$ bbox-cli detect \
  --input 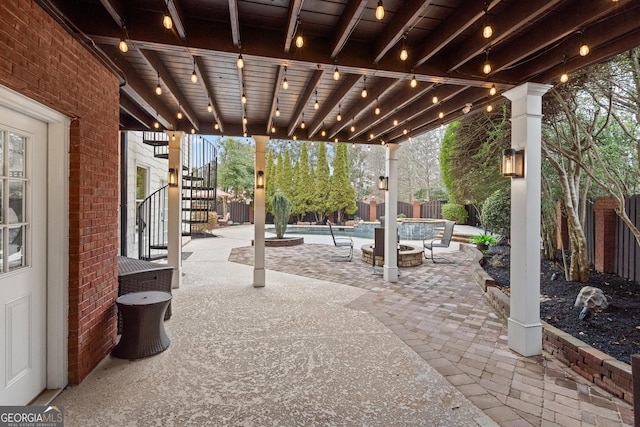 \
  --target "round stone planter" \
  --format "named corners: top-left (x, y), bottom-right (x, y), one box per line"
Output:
top-left (360, 244), bottom-right (423, 267)
top-left (252, 237), bottom-right (304, 247)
